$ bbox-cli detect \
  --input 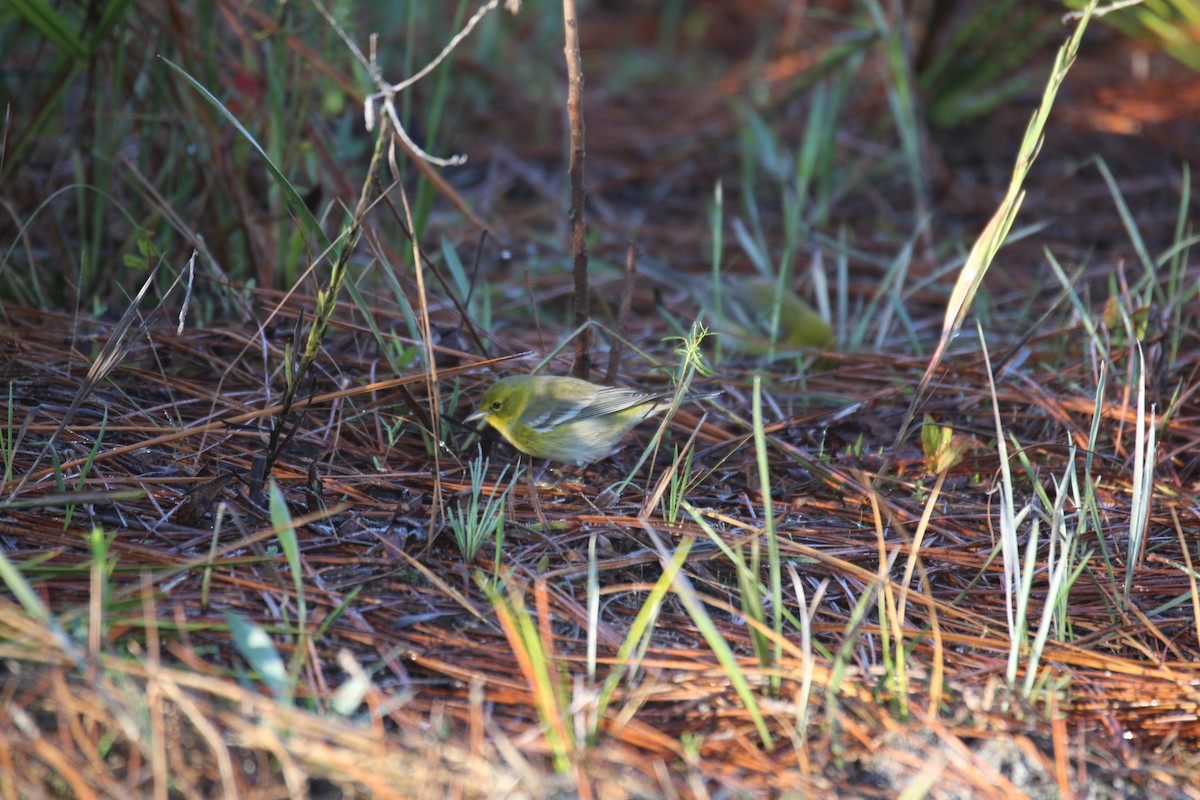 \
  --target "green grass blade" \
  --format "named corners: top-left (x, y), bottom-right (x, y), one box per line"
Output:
top-left (9, 0), bottom-right (88, 59)
top-left (159, 56), bottom-right (331, 252)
